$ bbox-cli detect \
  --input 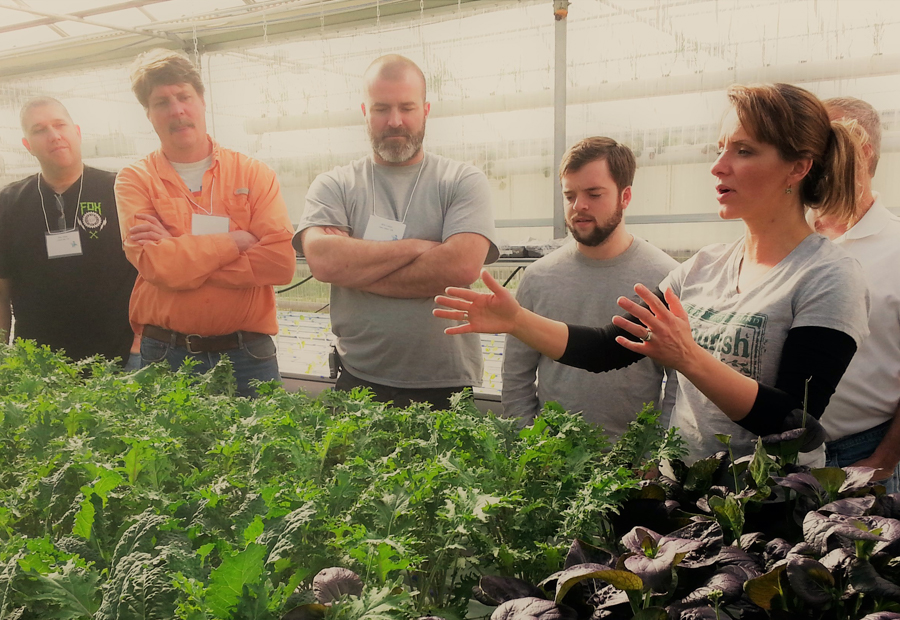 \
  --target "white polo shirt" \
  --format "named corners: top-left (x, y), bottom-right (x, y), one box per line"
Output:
top-left (821, 194), bottom-right (900, 440)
